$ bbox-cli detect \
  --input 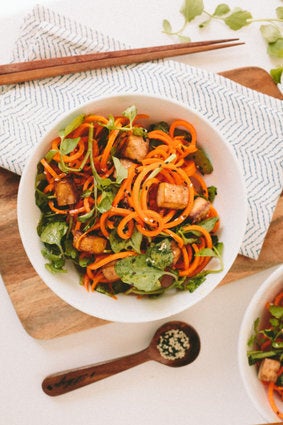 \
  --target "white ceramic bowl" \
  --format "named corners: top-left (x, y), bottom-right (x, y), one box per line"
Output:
top-left (238, 264), bottom-right (283, 422)
top-left (17, 93), bottom-right (247, 323)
